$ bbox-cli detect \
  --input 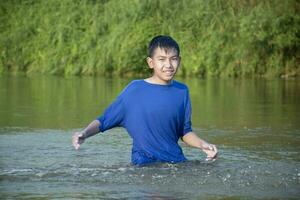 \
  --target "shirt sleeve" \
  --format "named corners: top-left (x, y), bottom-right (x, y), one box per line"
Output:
top-left (96, 95), bottom-right (125, 132)
top-left (183, 89), bottom-right (193, 136)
